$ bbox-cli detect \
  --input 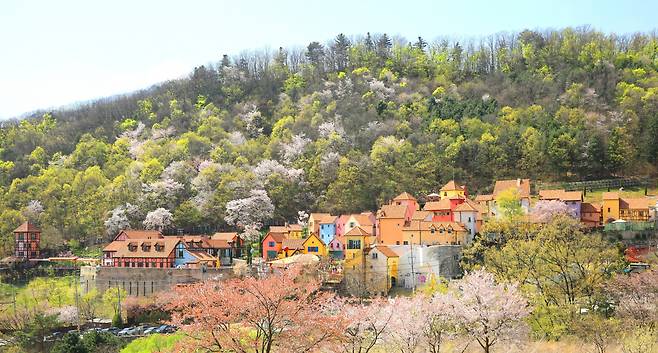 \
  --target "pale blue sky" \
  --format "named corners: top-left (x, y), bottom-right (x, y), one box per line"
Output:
top-left (1, 0), bottom-right (656, 119)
